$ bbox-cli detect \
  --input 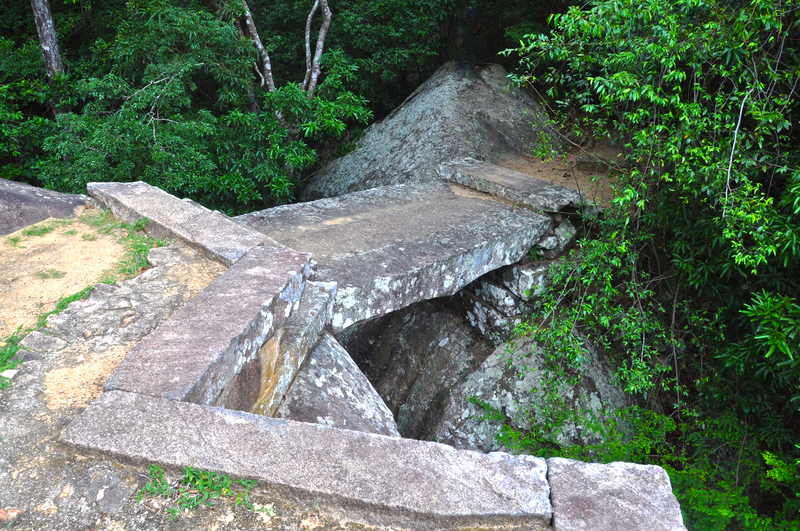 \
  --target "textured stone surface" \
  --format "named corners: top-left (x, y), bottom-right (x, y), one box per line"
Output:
top-left (61, 390), bottom-right (552, 531)
top-left (0, 178), bottom-right (88, 235)
top-left (548, 457), bottom-right (687, 531)
top-left (105, 246), bottom-right (311, 406)
top-left (302, 64), bottom-right (558, 200)
top-left (471, 278), bottom-right (526, 317)
top-left (451, 289), bottom-right (523, 341)
top-left (337, 299), bottom-right (492, 440)
top-left (536, 218), bottom-right (576, 259)
top-left (432, 337), bottom-right (629, 452)
top-left (439, 158), bottom-right (590, 212)
top-left (238, 182), bottom-right (552, 331)
top-left (251, 281), bottom-right (337, 416)
top-left (276, 332), bottom-right (400, 437)
top-left (500, 259), bottom-right (559, 301)
top-left (87, 181), bottom-right (274, 265)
